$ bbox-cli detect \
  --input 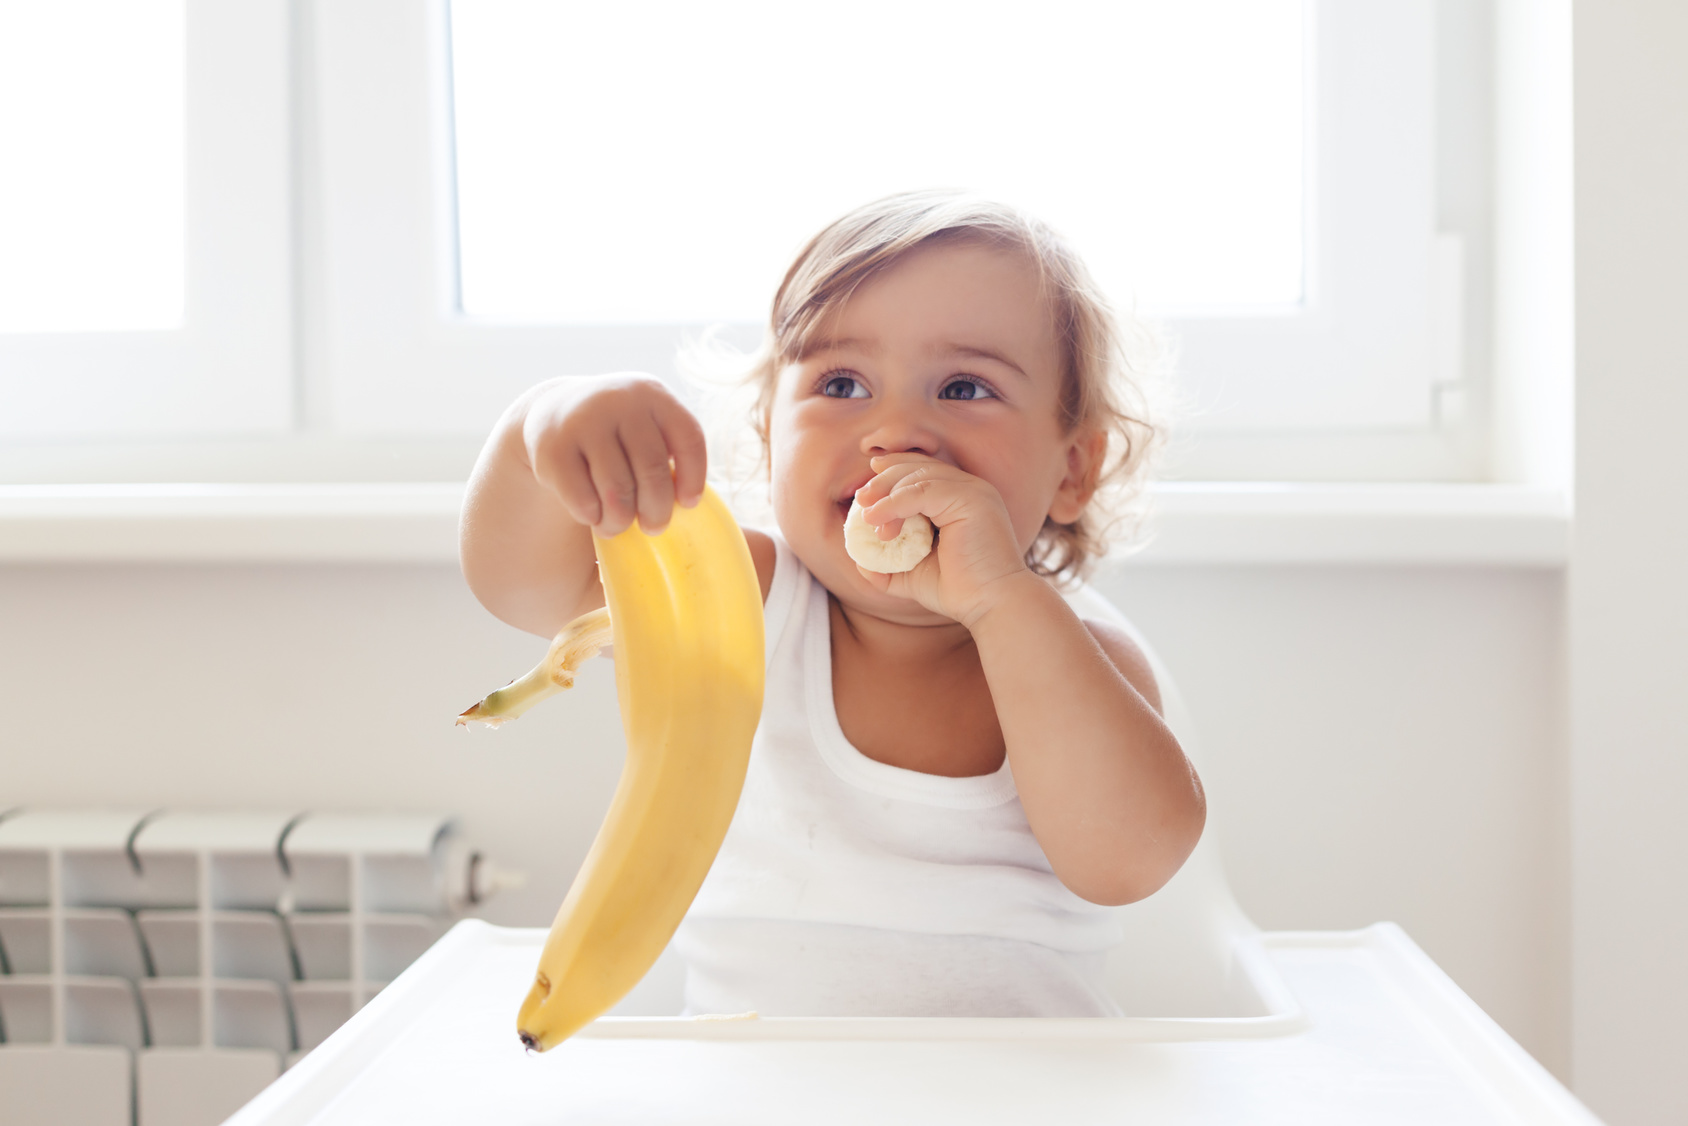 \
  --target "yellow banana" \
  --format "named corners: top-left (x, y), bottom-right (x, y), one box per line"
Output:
top-left (457, 485), bottom-right (765, 1051)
